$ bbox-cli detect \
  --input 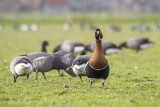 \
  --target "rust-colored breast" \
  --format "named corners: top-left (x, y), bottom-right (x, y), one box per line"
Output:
top-left (89, 40), bottom-right (108, 69)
